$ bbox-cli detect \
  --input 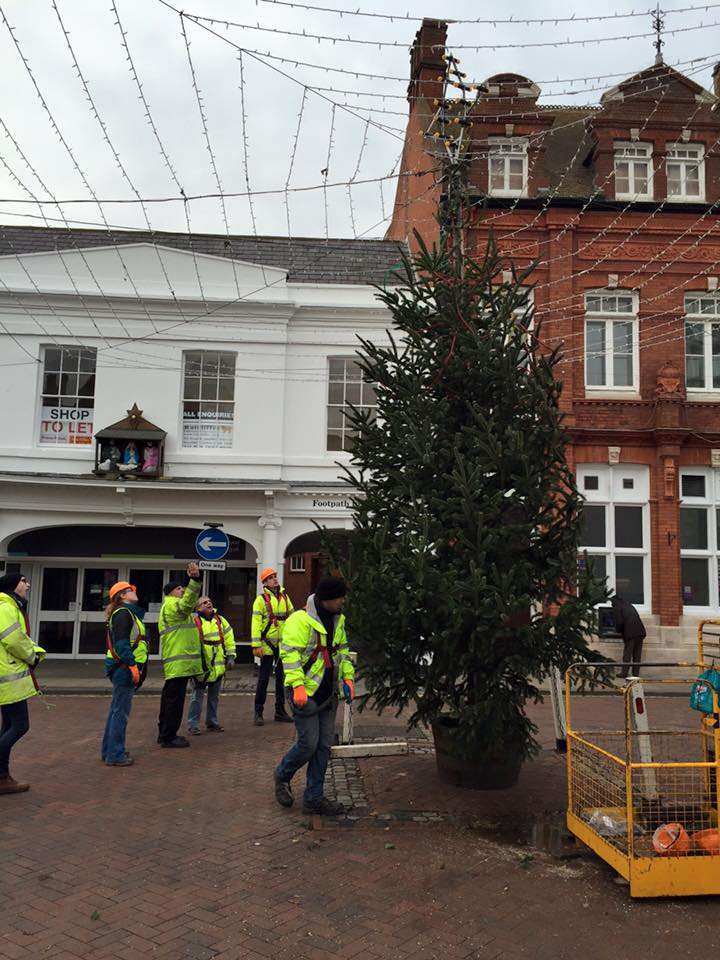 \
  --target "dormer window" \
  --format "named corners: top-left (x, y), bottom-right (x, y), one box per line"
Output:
top-left (614, 142), bottom-right (653, 200)
top-left (667, 144), bottom-right (705, 202)
top-left (488, 138), bottom-right (528, 197)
